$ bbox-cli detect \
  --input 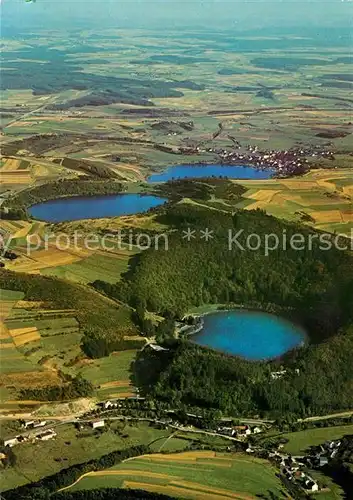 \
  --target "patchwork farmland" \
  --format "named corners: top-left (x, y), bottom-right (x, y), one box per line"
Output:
top-left (237, 167), bottom-right (353, 236)
top-left (67, 451), bottom-right (286, 499)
